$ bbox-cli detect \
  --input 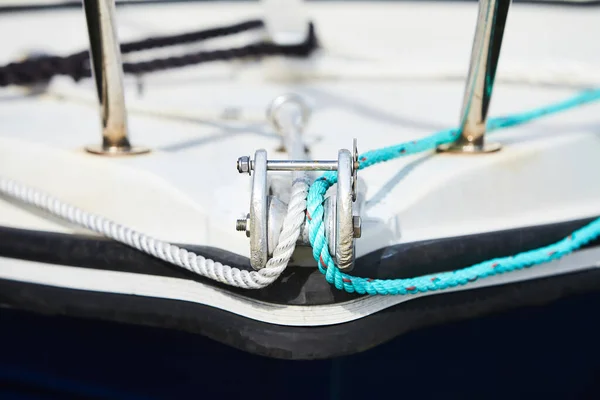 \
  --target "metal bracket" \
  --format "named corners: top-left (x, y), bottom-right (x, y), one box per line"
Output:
top-left (236, 143), bottom-right (361, 271)
top-left (249, 149), bottom-right (269, 269)
top-left (236, 93), bottom-right (361, 271)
